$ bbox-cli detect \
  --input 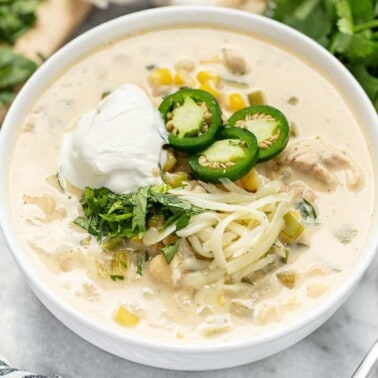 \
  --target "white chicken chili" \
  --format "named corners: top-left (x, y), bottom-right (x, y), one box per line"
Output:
top-left (9, 27), bottom-right (374, 343)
